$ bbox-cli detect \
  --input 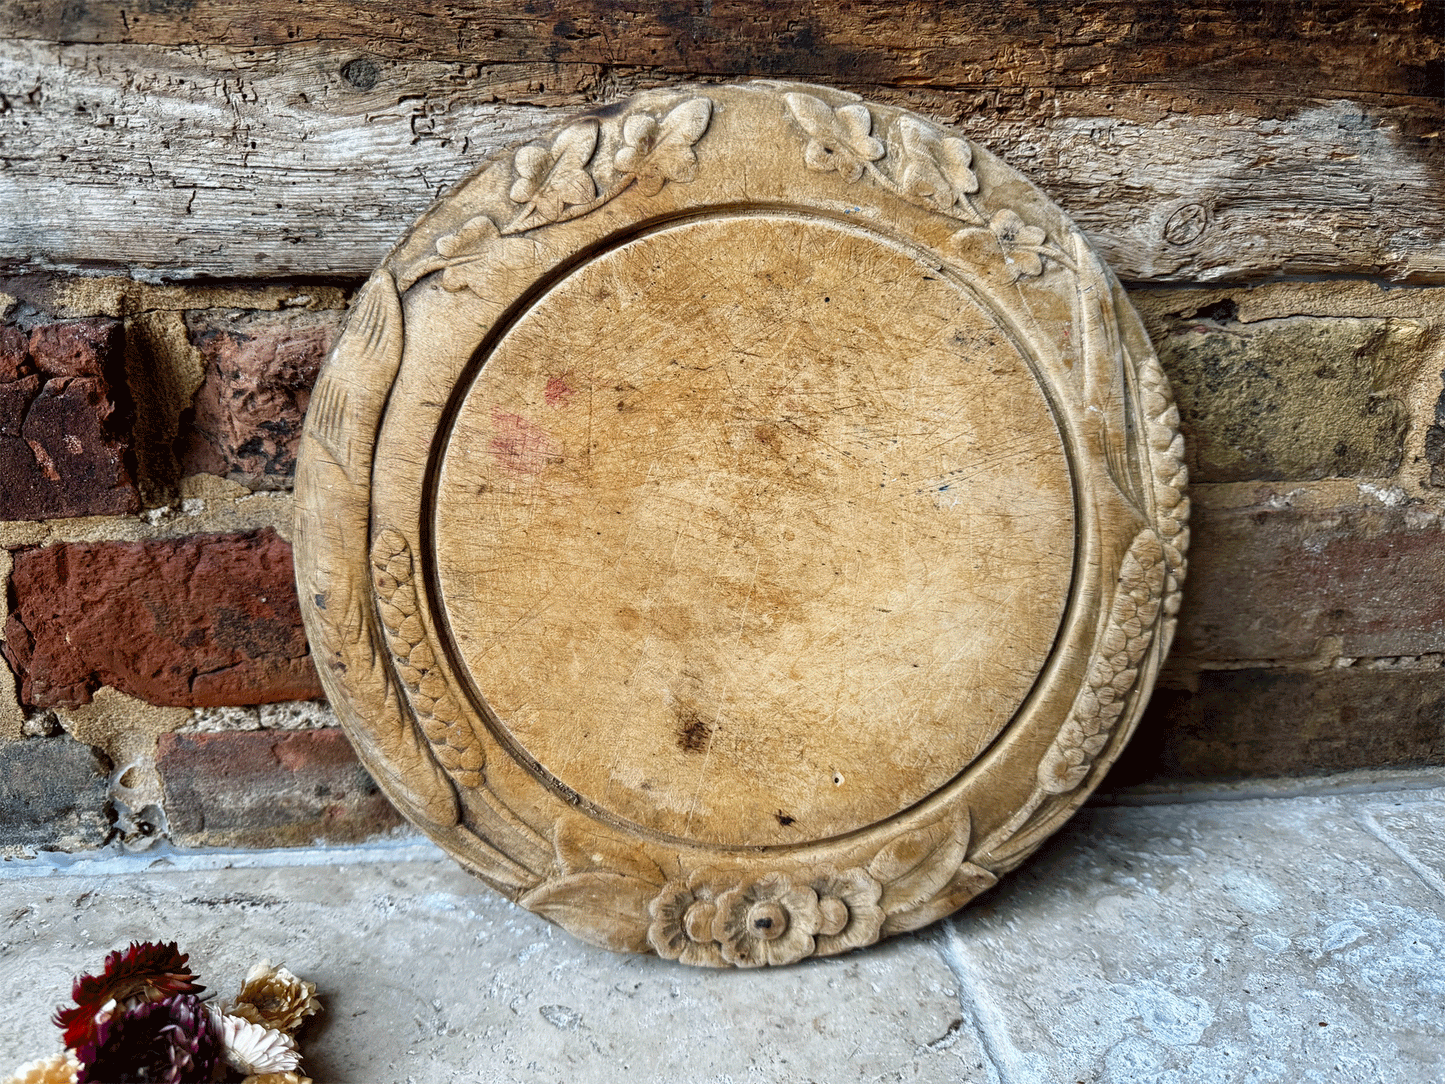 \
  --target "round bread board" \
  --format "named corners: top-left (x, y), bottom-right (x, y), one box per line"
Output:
top-left (295, 82), bottom-right (1188, 968)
